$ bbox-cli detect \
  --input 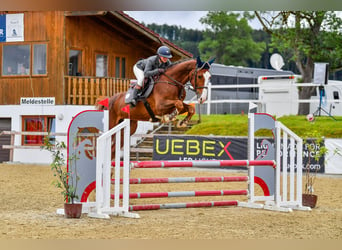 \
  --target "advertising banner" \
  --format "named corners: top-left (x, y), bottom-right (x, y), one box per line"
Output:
top-left (6, 14), bottom-right (24, 42)
top-left (0, 13), bottom-right (24, 42)
top-left (153, 135), bottom-right (247, 161)
top-left (302, 138), bottom-right (325, 173)
top-left (153, 135), bottom-right (325, 173)
top-left (325, 139), bottom-right (342, 174)
top-left (0, 15), bottom-right (5, 42)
